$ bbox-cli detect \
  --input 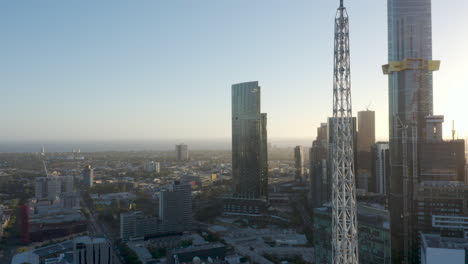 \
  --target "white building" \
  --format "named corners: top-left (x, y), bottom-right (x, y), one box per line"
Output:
top-left (73, 236), bottom-right (112, 264)
top-left (144, 161), bottom-right (160, 173)
top-left (420, 233), bottom-right (468, 264)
